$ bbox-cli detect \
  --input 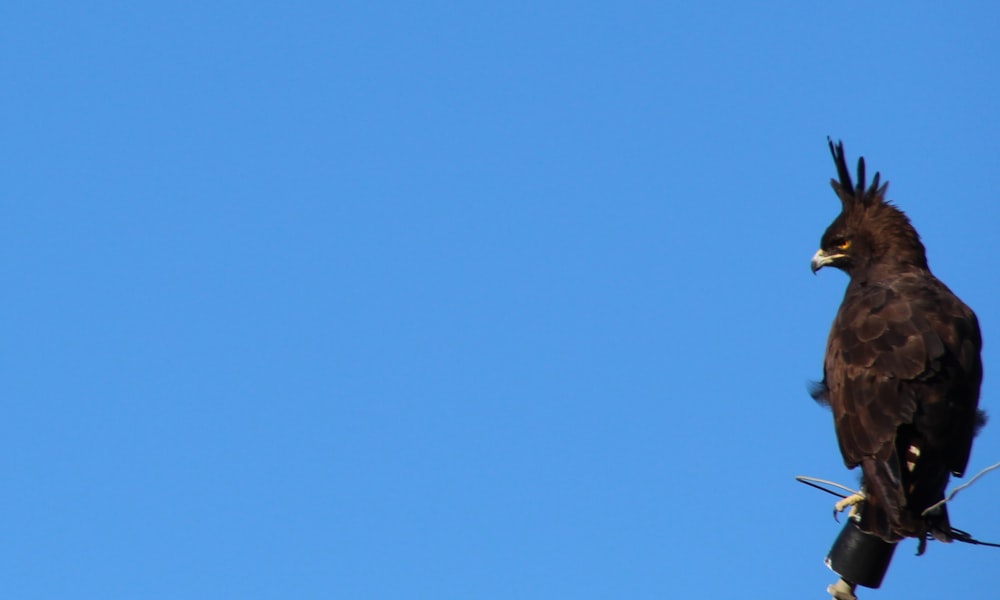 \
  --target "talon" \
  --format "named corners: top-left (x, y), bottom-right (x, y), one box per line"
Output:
top-left (833, 493), bottom-right (865, 521)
